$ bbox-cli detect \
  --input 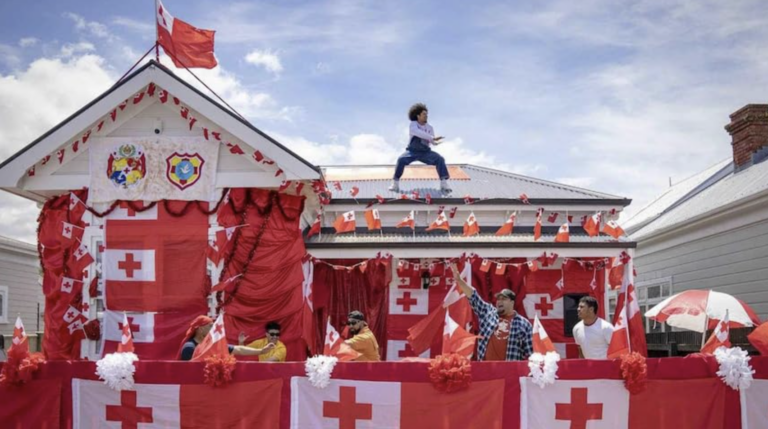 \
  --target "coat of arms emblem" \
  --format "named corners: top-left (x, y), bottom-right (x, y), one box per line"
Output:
top-left (166, 152), bottom-right (205, 190)
top-left (106, 144), bottom-right (146, 189)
